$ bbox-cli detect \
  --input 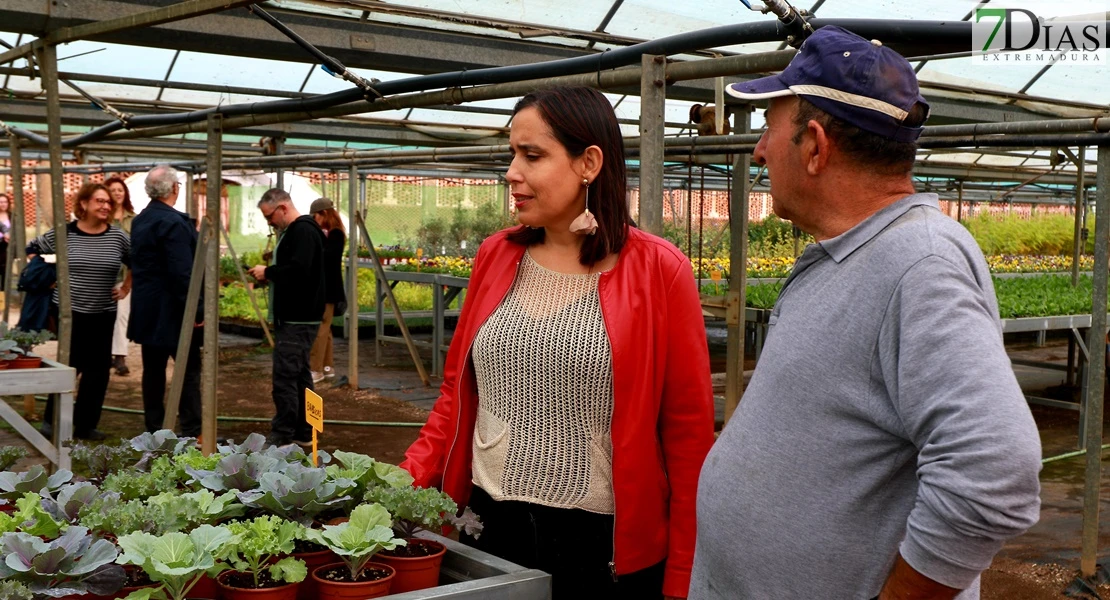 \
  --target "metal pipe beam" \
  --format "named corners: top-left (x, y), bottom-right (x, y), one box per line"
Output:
top-left (0, 66), bottom-right (312, 99)
top-left (638, 54), bottom-right (666, 235)
top-left (0, 0), bottom-right (259, 66)
top-left (200, 114), bottom-right (221, 455)
top-left (1080, 145), bottom-right (1110, 577)
top-left (91, 50), bottom-right (798, 144)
